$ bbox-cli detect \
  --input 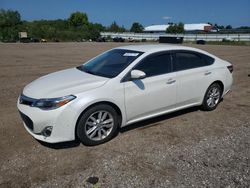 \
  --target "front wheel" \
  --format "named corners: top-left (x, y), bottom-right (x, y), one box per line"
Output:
top-left (201, 83), bottom-right (222, 111)
top-left (76, 104), bottom-right (119, 146)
